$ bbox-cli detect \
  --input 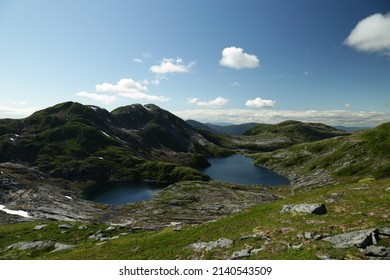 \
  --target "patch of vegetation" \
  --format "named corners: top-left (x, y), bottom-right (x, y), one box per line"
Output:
top-left (1, 178), bottom-right (389, 259)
